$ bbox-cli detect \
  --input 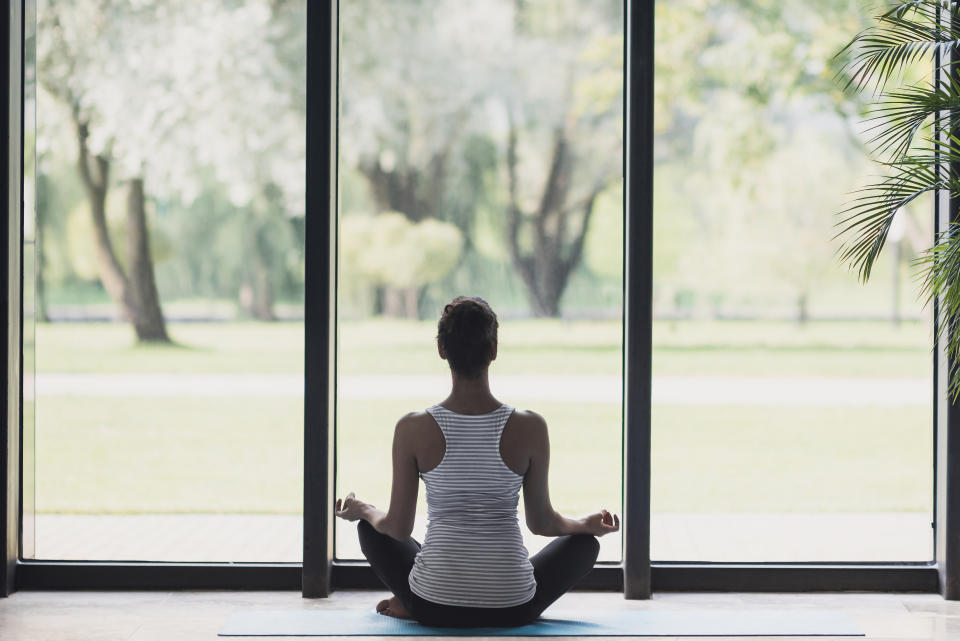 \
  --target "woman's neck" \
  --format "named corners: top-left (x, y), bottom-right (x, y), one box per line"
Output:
top-left (441, 370), bottom-right (501, 414)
